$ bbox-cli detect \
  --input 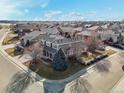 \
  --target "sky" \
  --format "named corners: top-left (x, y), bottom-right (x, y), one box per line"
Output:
top-left (0, 0), bottom-right (124, 21)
